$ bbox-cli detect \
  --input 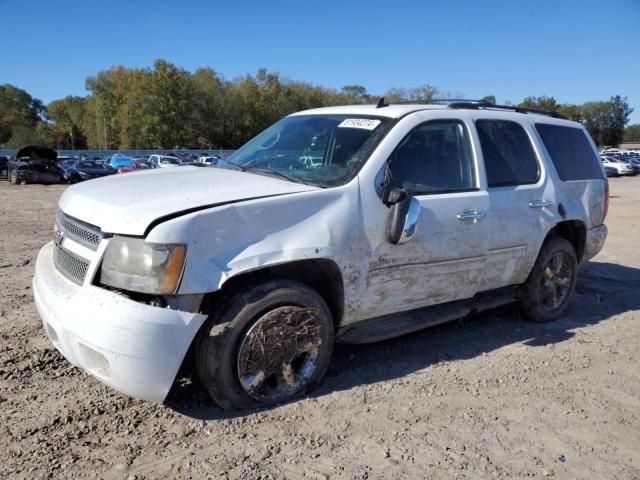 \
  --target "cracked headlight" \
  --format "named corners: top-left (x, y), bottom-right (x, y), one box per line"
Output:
top-left (100, 236), bottom-right (186, 294)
